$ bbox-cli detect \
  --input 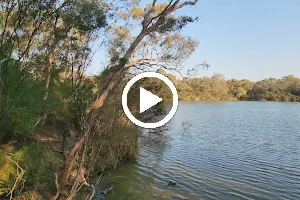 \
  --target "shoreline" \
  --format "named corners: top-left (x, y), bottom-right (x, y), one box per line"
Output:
top-left (178, 99), bottom-right (300, 103)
